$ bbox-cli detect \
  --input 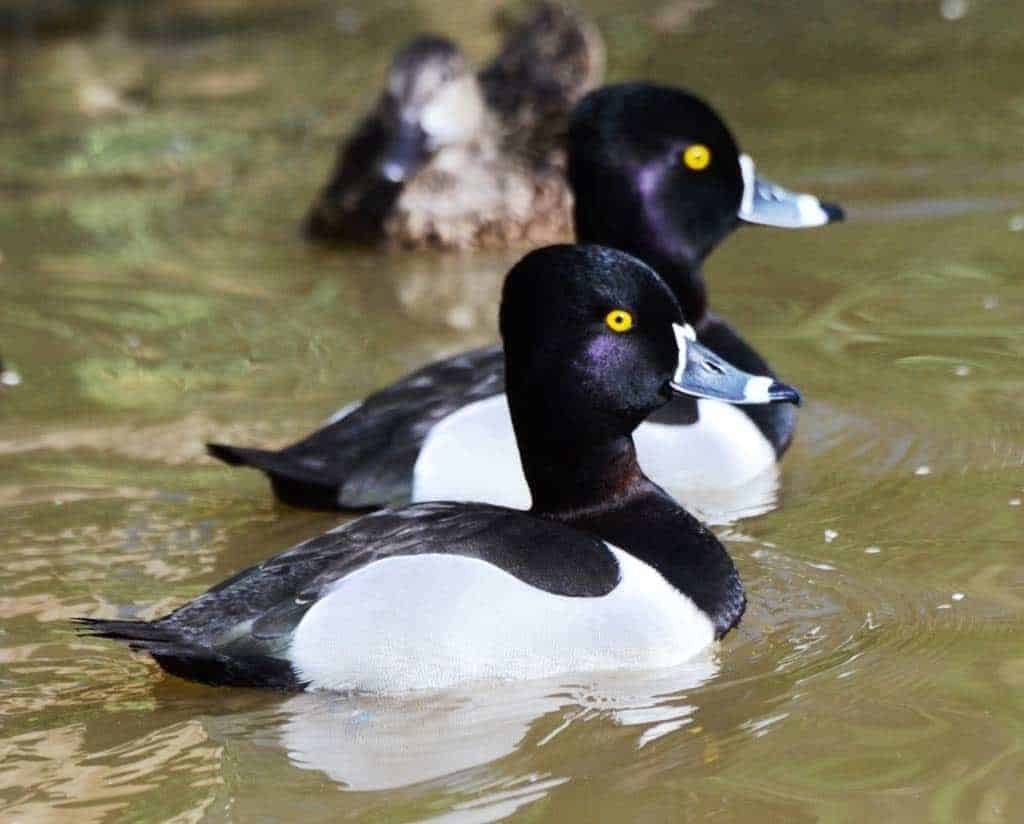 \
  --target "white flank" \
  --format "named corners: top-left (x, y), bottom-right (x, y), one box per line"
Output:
top-left (413, 394), bottom-right (531, 508)
top-left (412, 393), bottom-right (776, 509)
top-left (288, 547), bottom-right (715, 693)
top-left (634, 399), bottom-right (776, 491)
